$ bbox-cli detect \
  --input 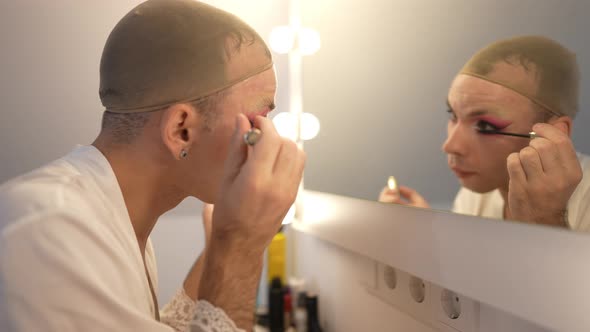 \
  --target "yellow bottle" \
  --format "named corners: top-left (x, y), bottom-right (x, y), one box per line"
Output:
top-left (267, 228), bottom-right (286, 284)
